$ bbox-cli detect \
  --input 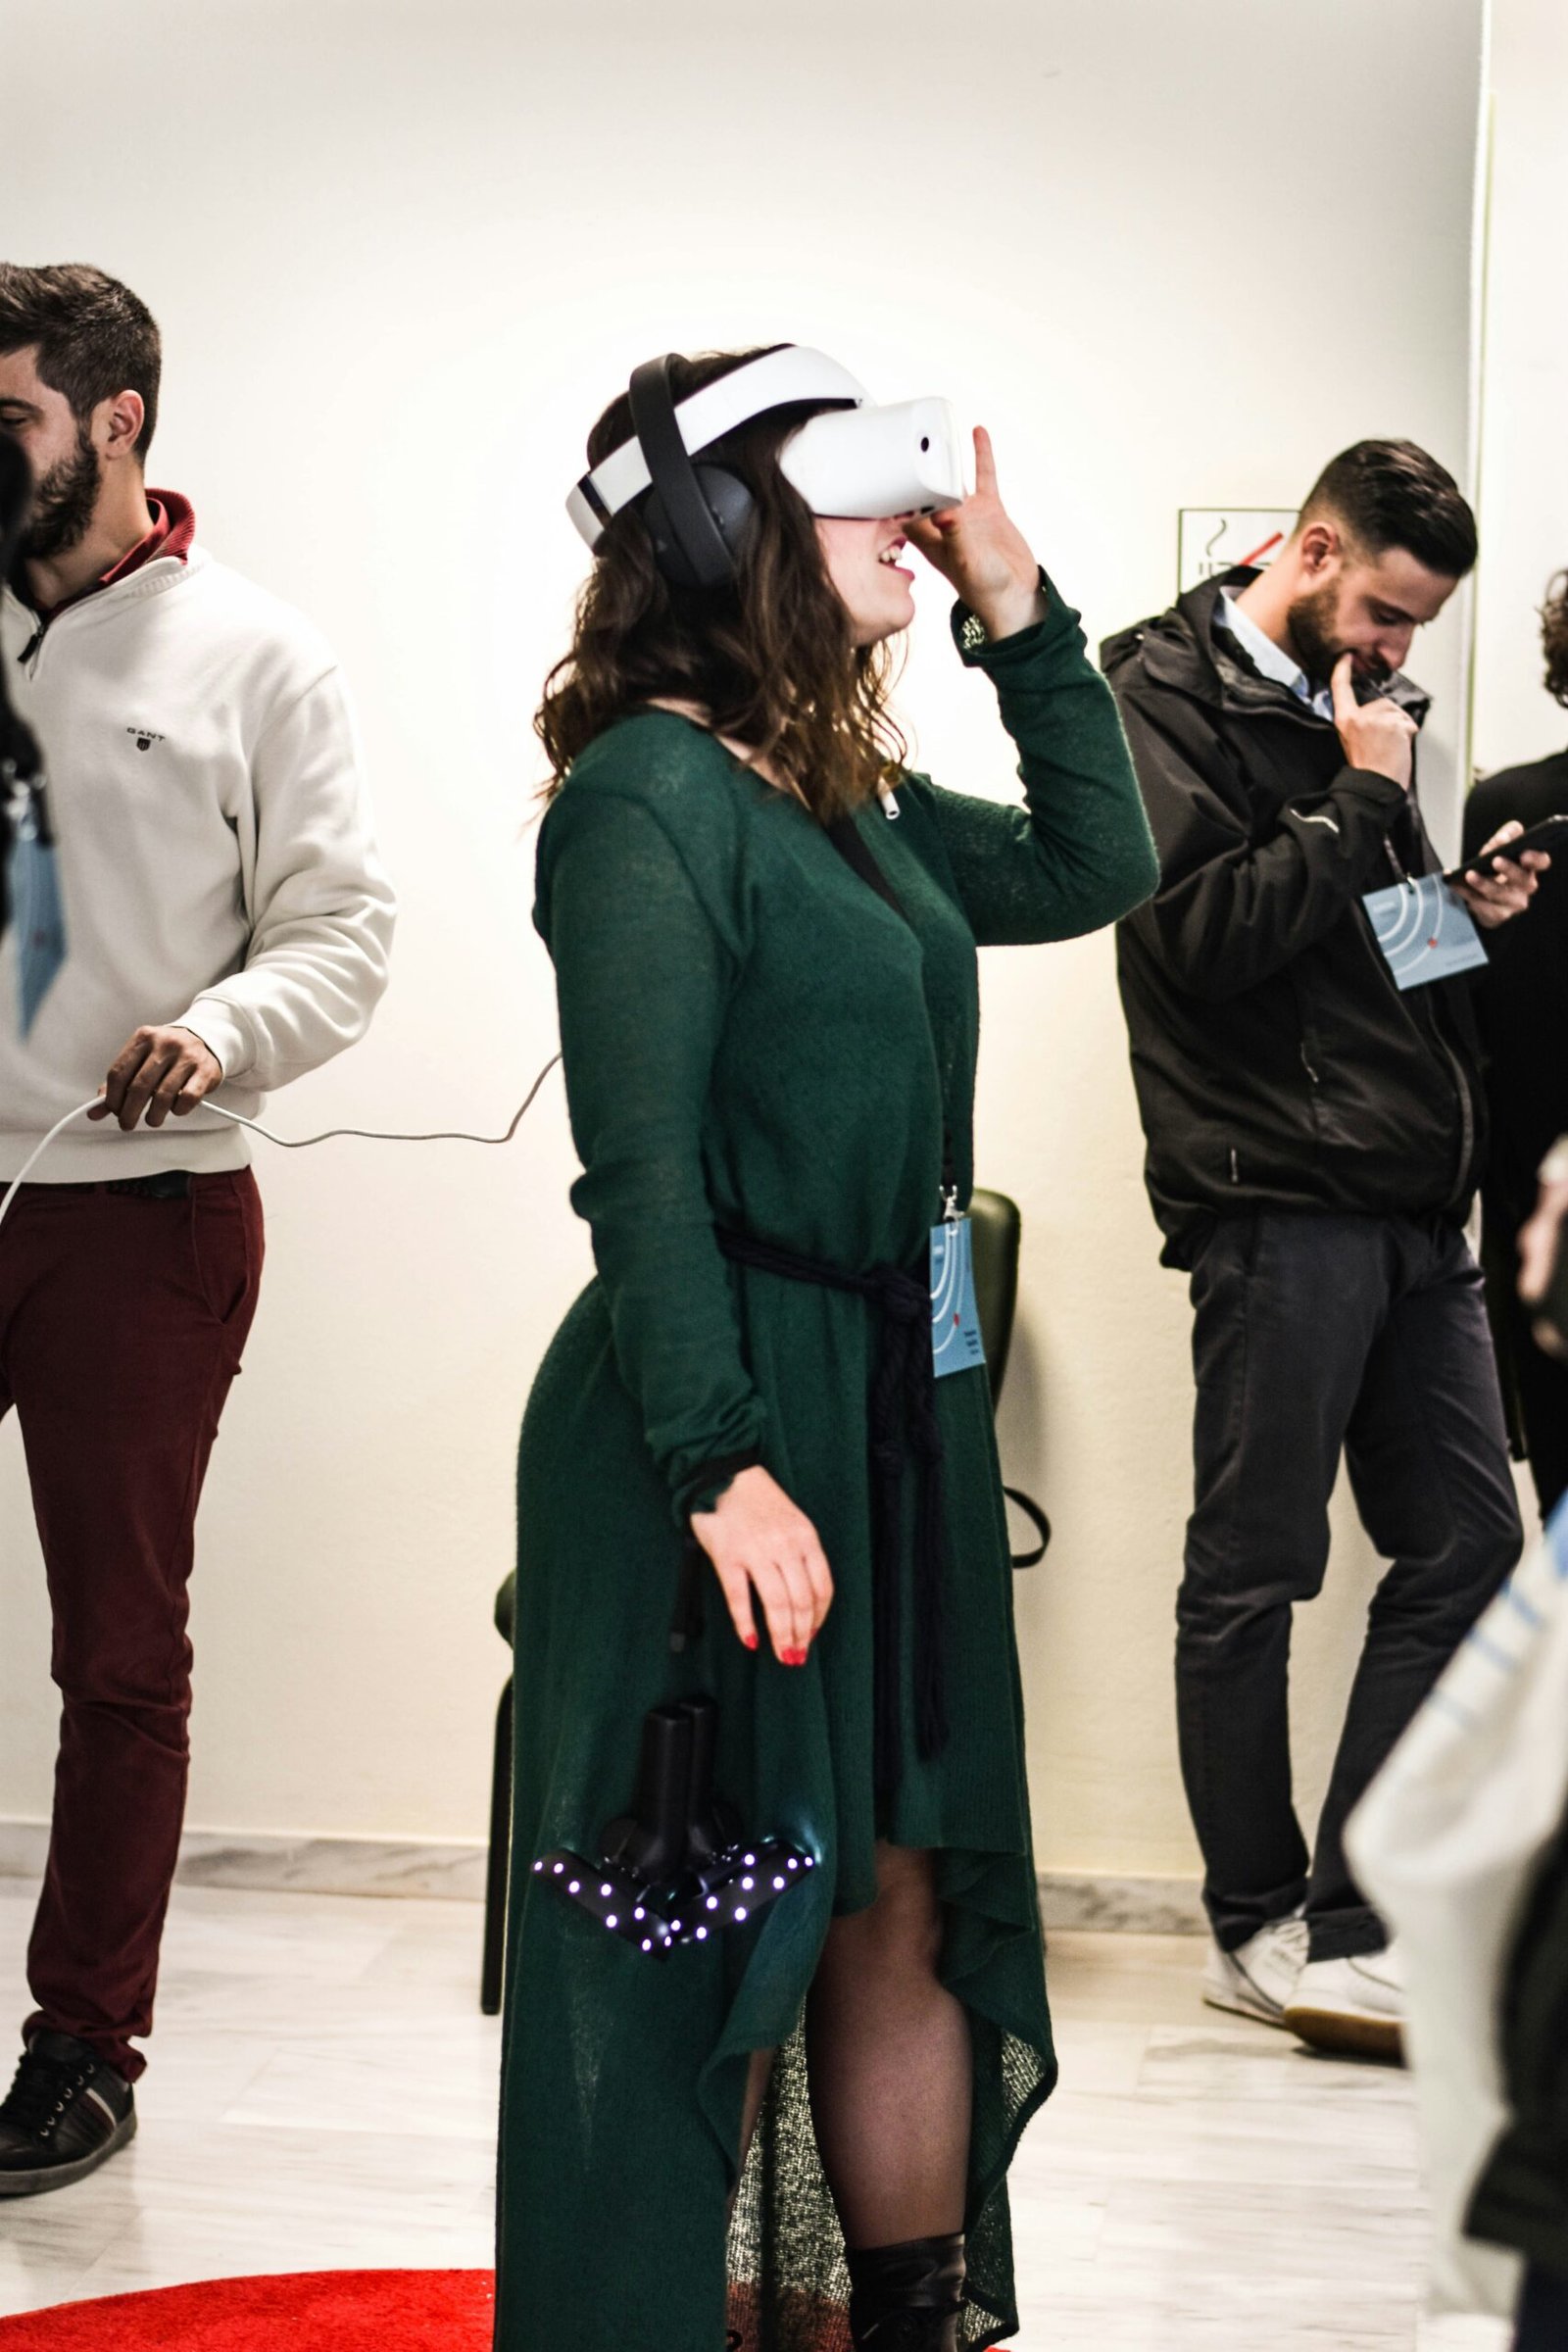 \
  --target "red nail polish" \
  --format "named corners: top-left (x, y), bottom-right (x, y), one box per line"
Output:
top-left (743, 1632), bottom-right (759, 1651)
